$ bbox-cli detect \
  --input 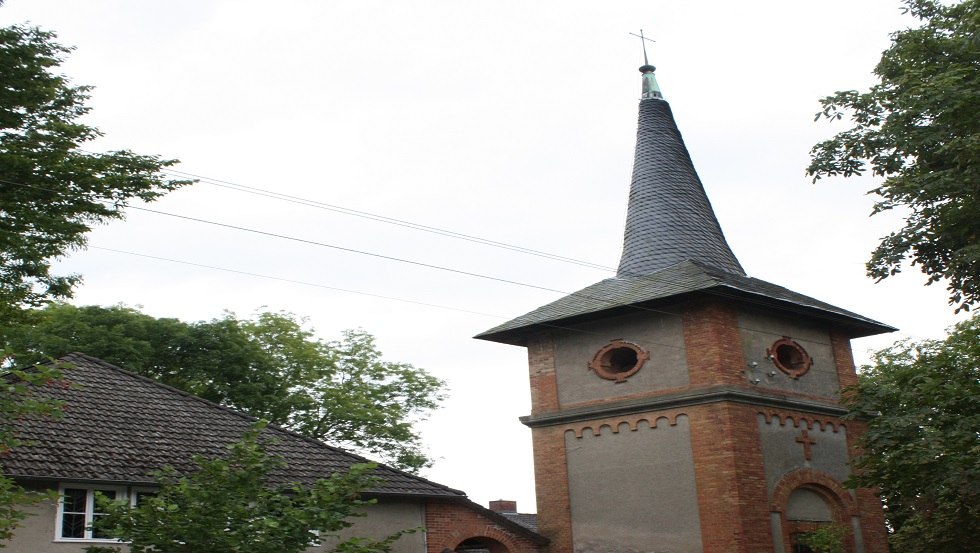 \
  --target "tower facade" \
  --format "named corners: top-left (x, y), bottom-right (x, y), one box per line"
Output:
top-left (477, 65), bottom-right (891, 553)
